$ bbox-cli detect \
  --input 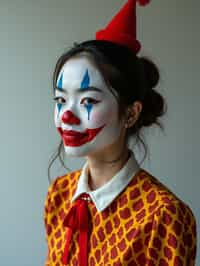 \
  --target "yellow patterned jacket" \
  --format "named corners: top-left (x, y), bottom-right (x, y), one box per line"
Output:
top-left (44, 151), bottom-right (196, 266)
